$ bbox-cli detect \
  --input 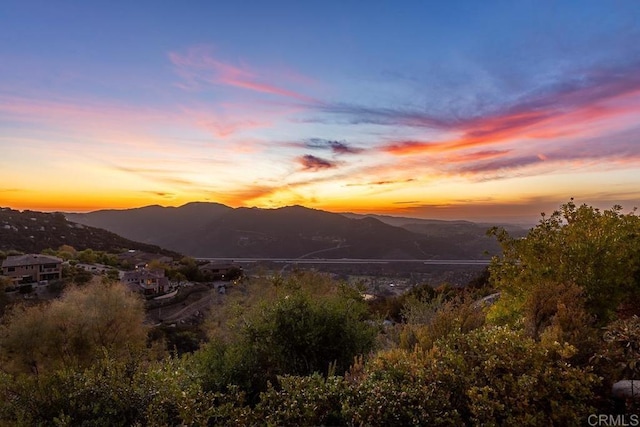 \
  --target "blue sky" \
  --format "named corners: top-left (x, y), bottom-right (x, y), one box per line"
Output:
top-left (1, 1), bottom-right (639, 222)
